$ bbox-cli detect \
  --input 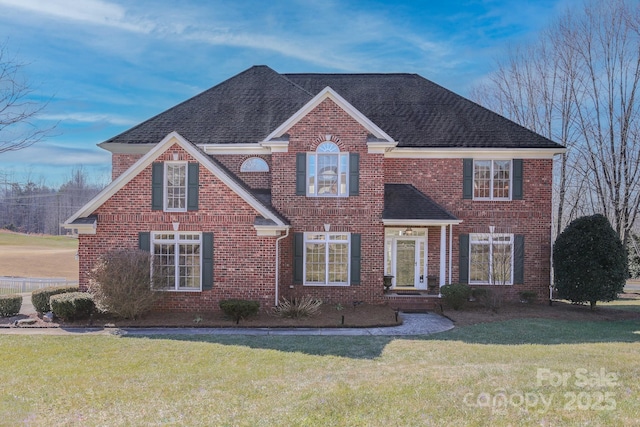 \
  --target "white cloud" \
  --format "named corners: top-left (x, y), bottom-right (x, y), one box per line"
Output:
top-left (0, 0), bottom-right (155, 33)
top-left (39, 113), bottom-right (137, 126)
